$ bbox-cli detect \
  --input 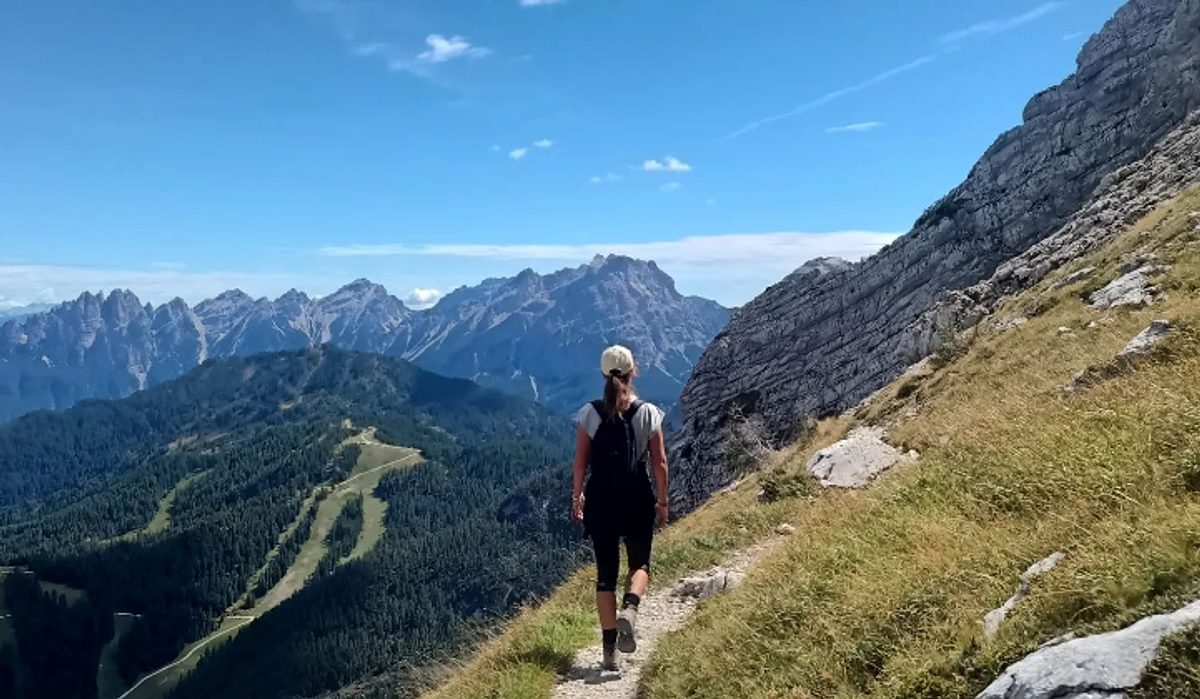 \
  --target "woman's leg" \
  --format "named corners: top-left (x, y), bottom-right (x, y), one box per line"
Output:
top-left (592, 532), bottom-right (620, 630)
top-left (624, 532), bottom-right (653, 600)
